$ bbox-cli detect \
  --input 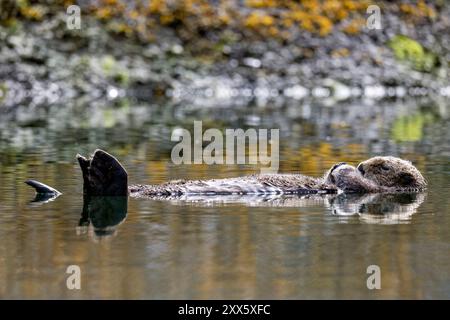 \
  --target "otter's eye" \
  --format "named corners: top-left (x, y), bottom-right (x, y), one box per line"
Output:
top-left (381, 164), bottom-right (390, 171)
